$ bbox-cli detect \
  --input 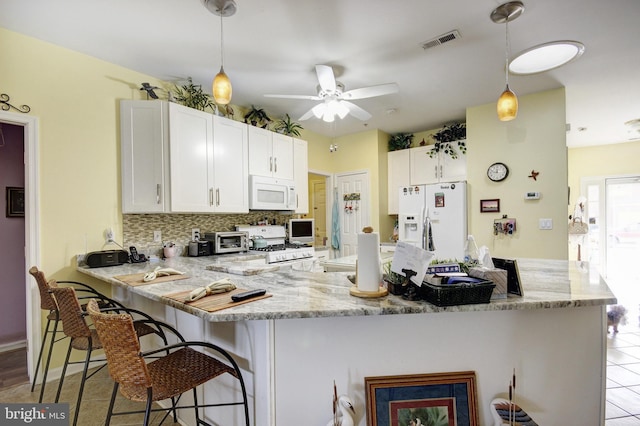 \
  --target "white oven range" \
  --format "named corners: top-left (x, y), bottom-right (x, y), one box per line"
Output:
top-left (235, 225), bottom-right (315, 264)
